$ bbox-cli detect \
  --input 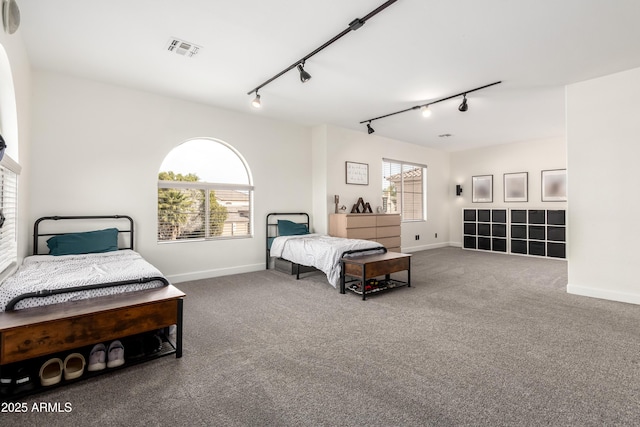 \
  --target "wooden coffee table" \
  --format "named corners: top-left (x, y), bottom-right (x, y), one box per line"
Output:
top-left (340, 252), bottom-right (411, 300)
